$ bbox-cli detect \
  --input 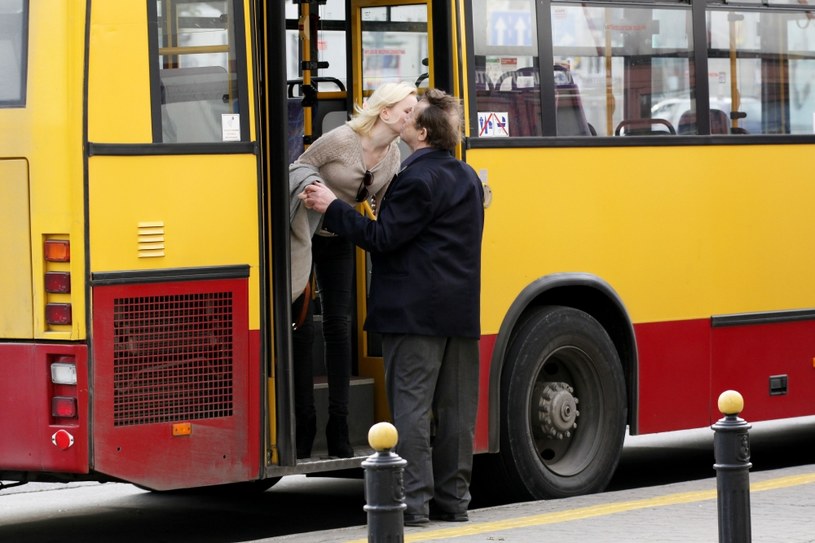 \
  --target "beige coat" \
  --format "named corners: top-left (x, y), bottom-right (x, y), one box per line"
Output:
top-left (288, 124), bottom-right (401, 299)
